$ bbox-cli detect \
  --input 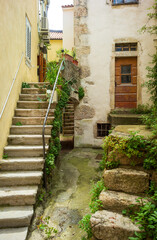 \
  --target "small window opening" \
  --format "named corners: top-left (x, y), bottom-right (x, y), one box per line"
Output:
top-left (113, 0), bottom-right (138, 5)
top-left (97, 123), bottom-right (111, 137)
top-left (121, 65), bottom-right (131, 83)
top-left (115, 43), bottom-right (137, 52)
